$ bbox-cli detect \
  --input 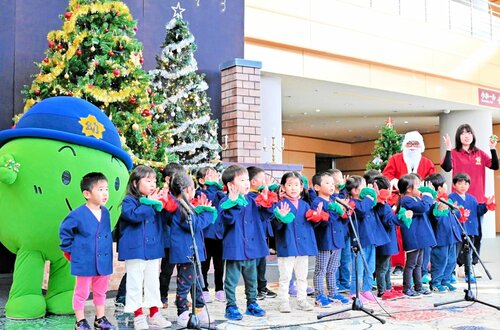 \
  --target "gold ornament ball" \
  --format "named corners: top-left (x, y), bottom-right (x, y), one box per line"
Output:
top-left (64, 73), bottom-right (70, 79)
top-left (169, 138), bottom-right (174, 144)
top-left (90, 46), bottom-right (96, 52)
top-left (132, 123), bottom-right (140, 130)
